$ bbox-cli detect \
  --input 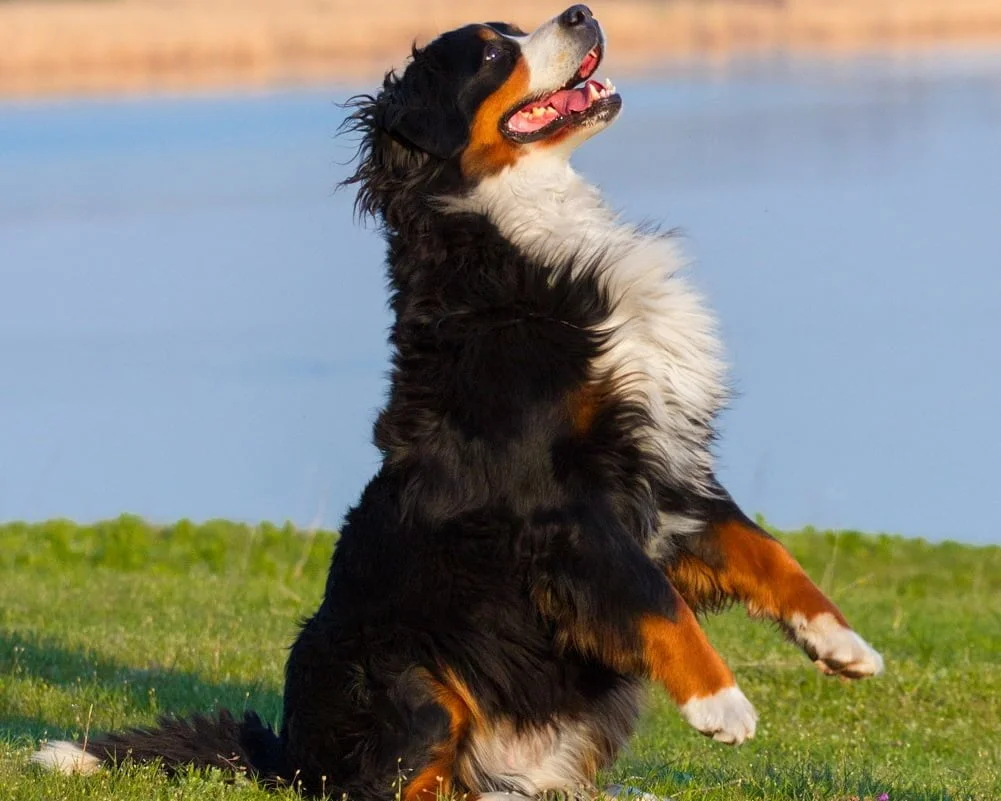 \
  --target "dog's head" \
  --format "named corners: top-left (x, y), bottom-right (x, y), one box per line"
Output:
top-left (344, 5), bottom-right (620, 223)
